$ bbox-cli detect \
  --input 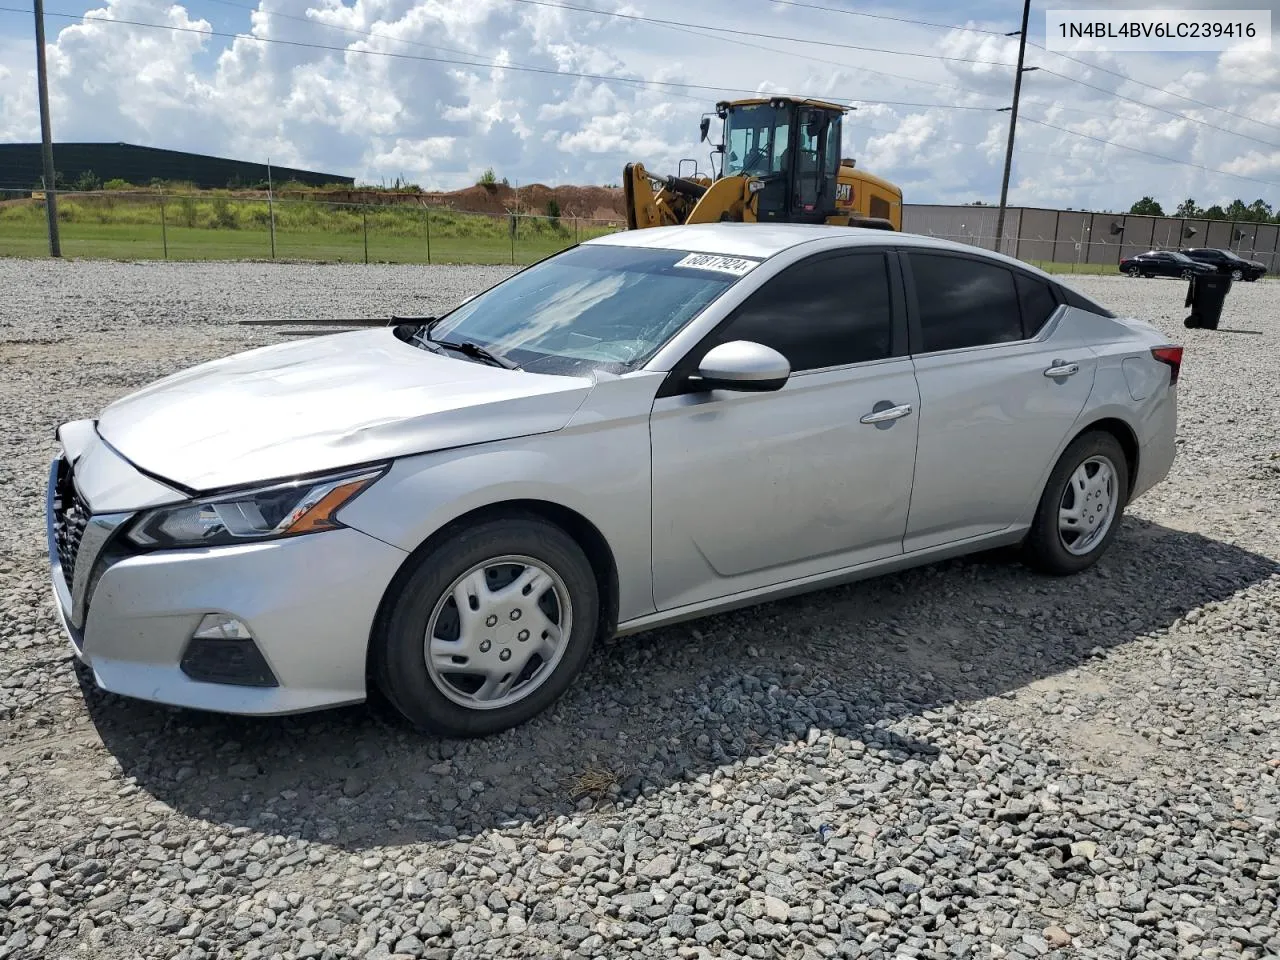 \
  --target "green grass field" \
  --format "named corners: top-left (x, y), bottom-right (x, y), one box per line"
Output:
top-left (0, 194), bottom-right (1142, 273)
top-left (0, 195), bottom-right (620, 265)
top-left (1027, 260), bottom-right (1117, 276)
